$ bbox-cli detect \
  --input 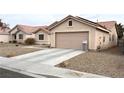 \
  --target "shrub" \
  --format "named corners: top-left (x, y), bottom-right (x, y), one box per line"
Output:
top-left (9, 41), bottom-right (12, 43)
top-left (15, 44), bottom-right (19, 47)
top-left (6, 54), bottom-right (14, 57)
top-left (18, 42), bottom-right (22, 44)
top-left (0, 41), bottom-right (3, 43)
top-left (12, 40), bottom-right (17, 43)
top-left (58, 62), bottom-right (69, 67)
top-left (97, 45), bottom-right (101, 52)
top-left (6, 53), bottom-right (15, 57)
top-left (25, 38), bottom-right (35, 45)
